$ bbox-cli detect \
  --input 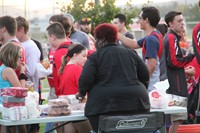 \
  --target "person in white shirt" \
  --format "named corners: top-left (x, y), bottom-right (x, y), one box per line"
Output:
top-left (16, 16), bottom-right (41, 92)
